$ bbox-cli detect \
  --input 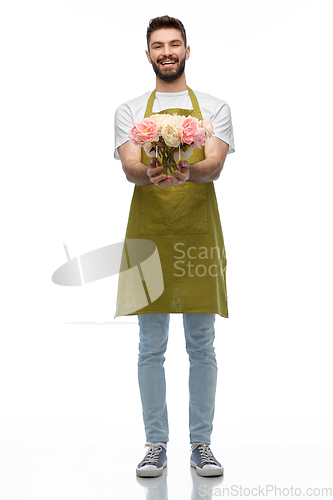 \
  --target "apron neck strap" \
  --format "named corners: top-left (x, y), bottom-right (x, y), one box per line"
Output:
top-left (144, 86), bottom-right (202, 120)
top-left (187, 87), bottom-right (202, 120)
top-left (144, 90), bottom-right (156, 118)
